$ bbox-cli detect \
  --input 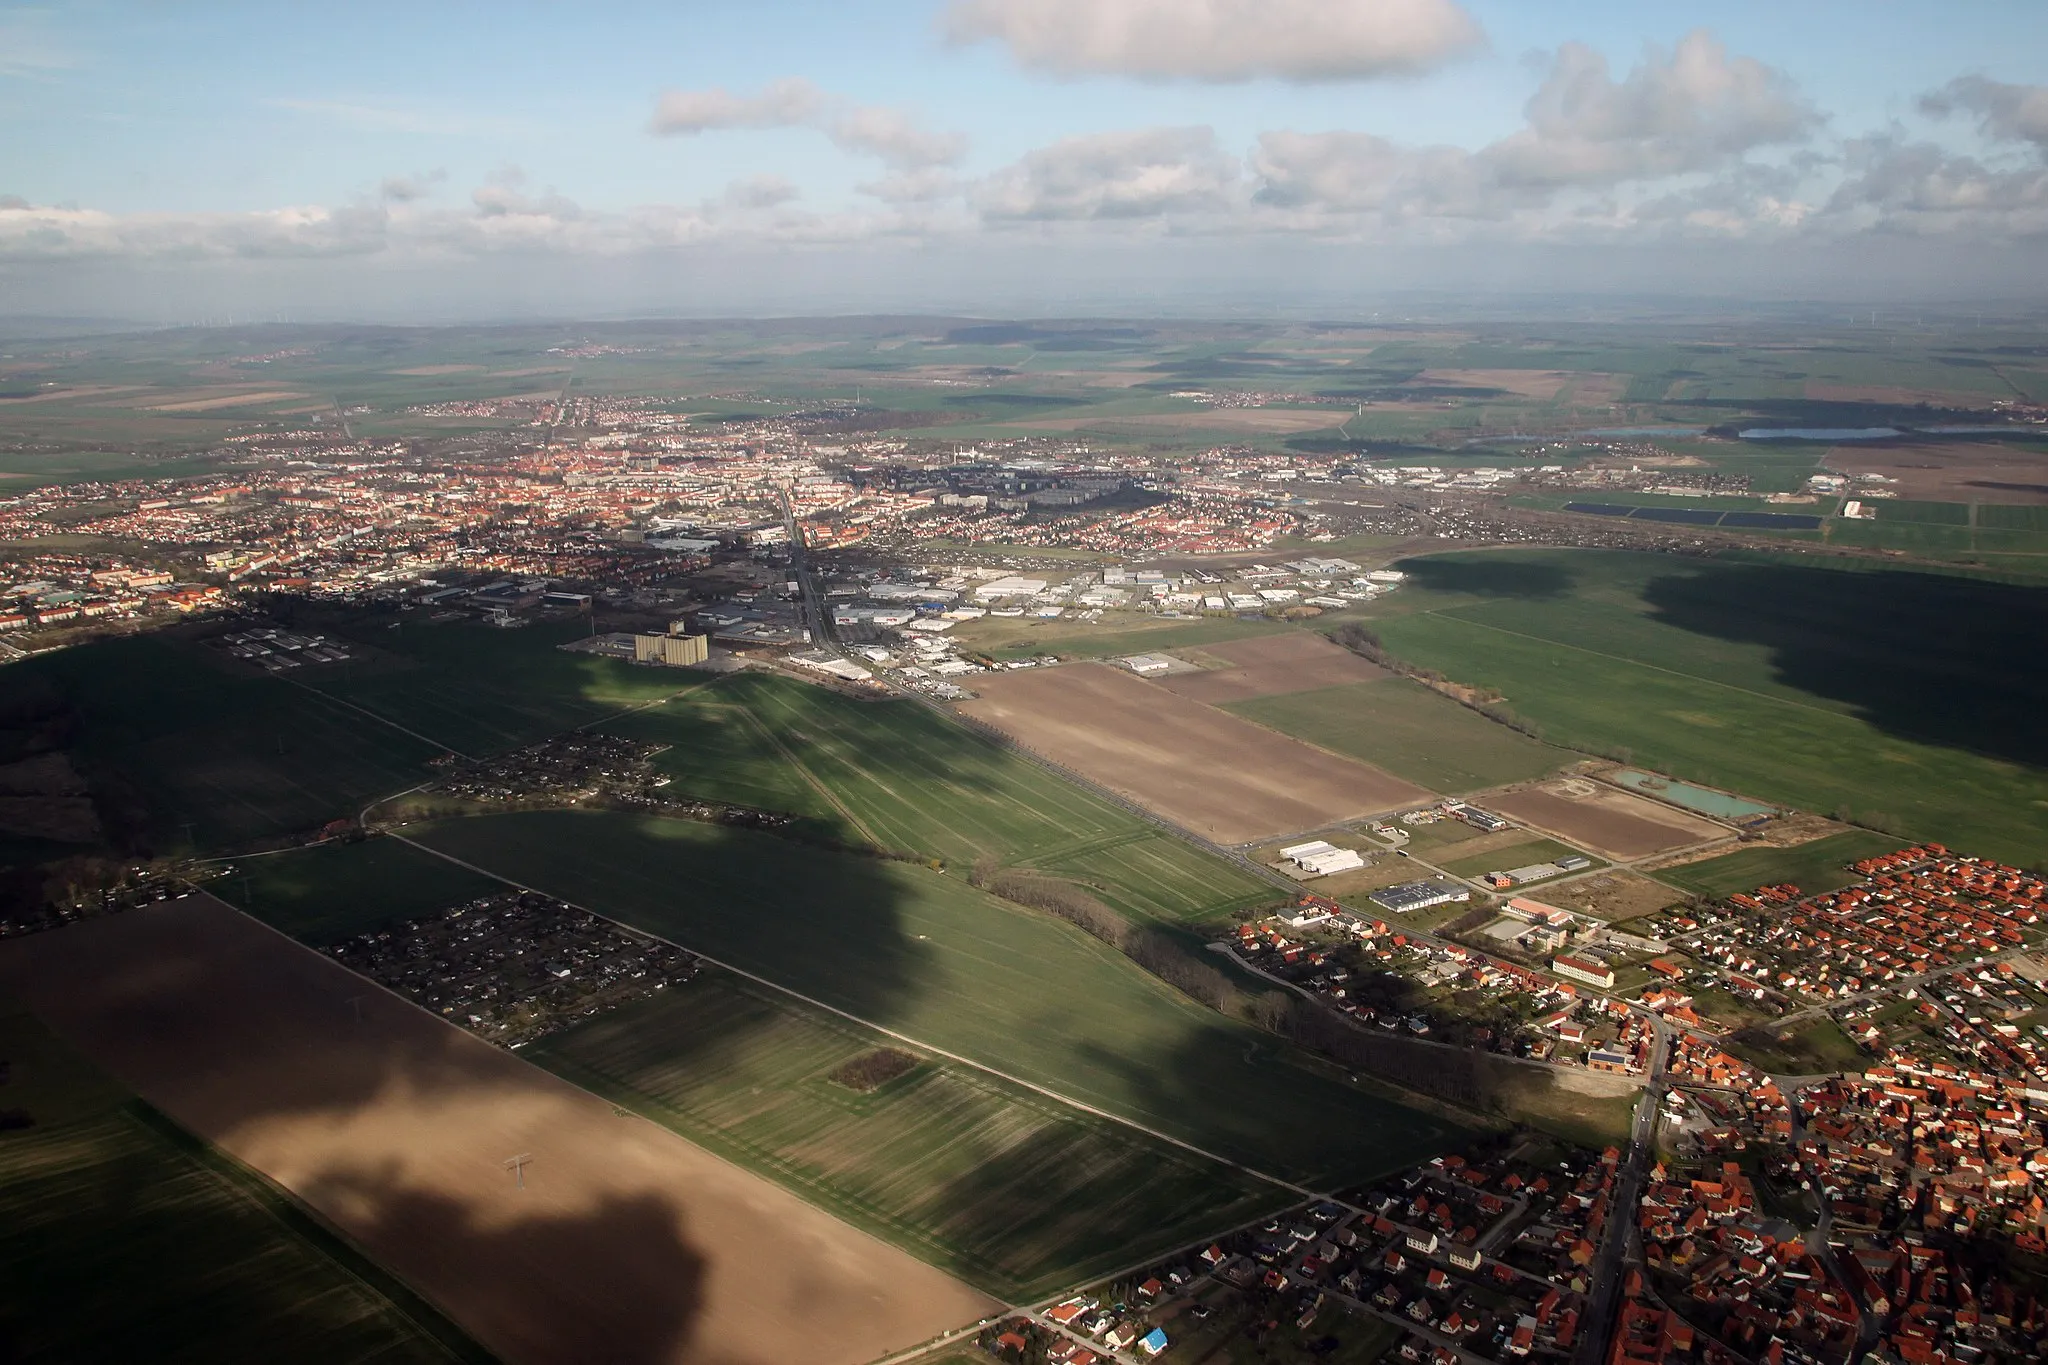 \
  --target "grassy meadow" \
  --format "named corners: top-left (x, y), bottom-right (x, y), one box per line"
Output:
top-left (1223, 676), bottom-right (1572, 795)
top-left (1361, 549), bottom-right (2048, 868)
top-left (1653, 831), bottom-right (1909, 900)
